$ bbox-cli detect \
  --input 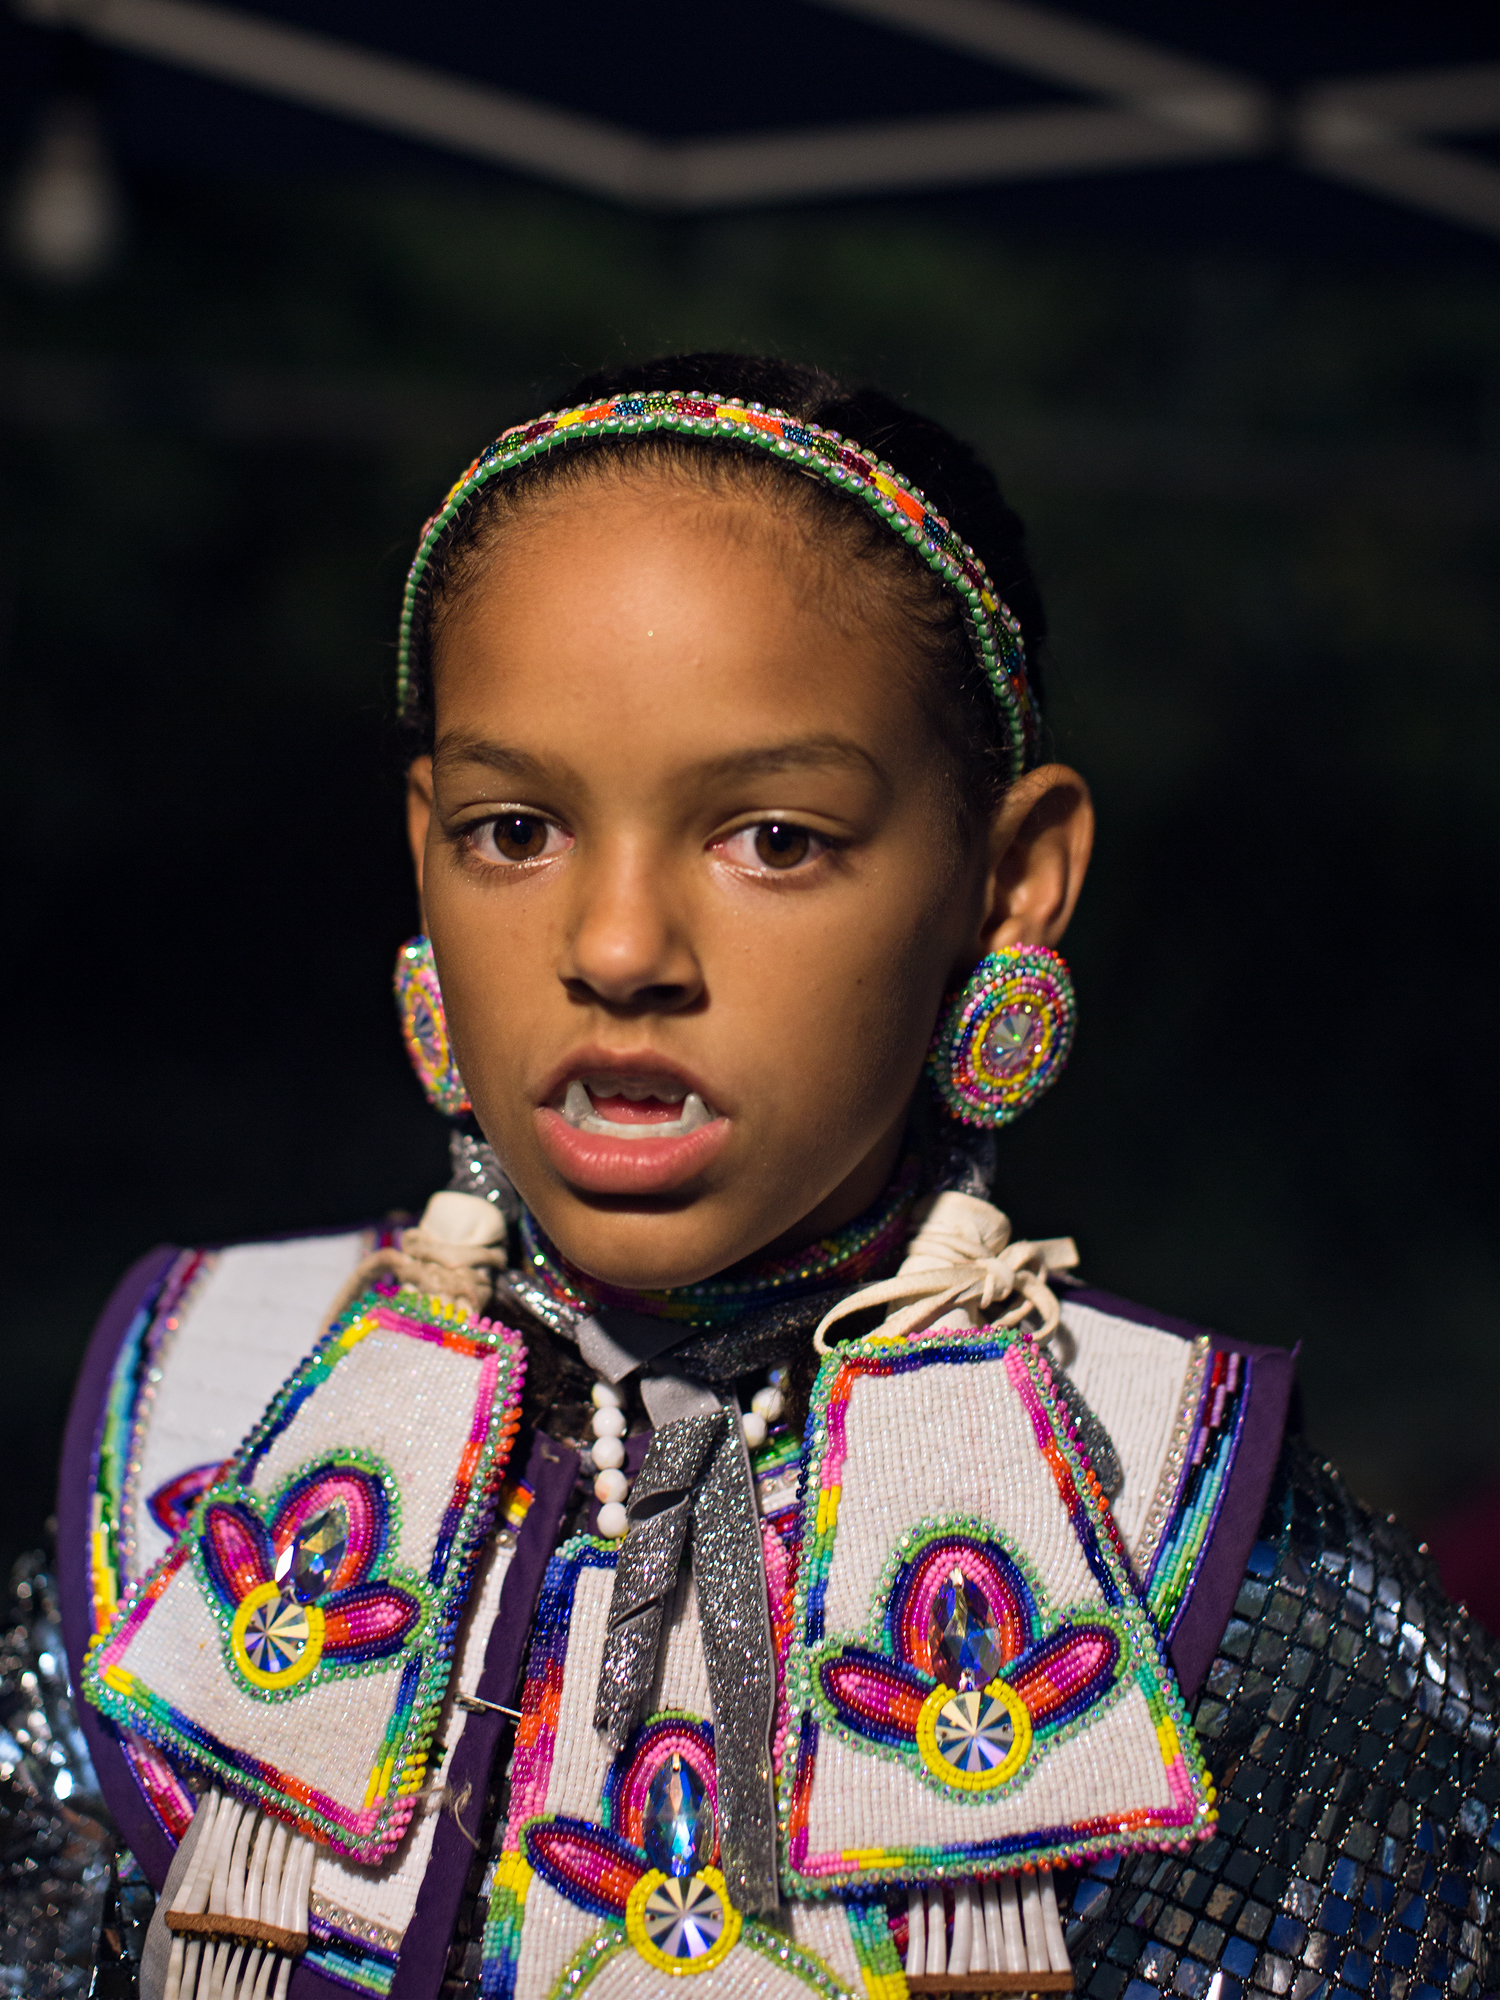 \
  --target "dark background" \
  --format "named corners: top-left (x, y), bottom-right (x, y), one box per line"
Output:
top-left (2, 3), bottom-right (1496, 1610)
